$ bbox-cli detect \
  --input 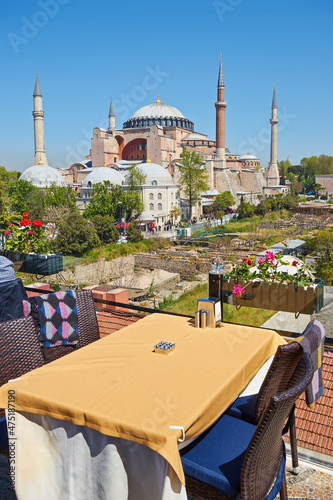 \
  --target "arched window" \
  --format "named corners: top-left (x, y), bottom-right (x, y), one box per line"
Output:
top-left (171, 202), bottom-right (173, 208)
top-left (152, 180), bottom-right (157, 186)
top-left (149, 203), bottom-right (154, 211)
top-left (125, 155), bottom-right (128, 160)
top-left (87, 181), bottom-right (92, 188)
top-left (142, 154), bottom-right (146, 159)
top-left (131, 154), bottom-right (134, 160)
top-left (158, 193), bottom-right (162, 200)
top-left (136, 154), bottom-right (140, 159)
top-left (149, 193), bottom-right (154, 200)
top-left (158, 203), bottom-right (162, 211)
top-left (171, 192), bottom-right (173, 199)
